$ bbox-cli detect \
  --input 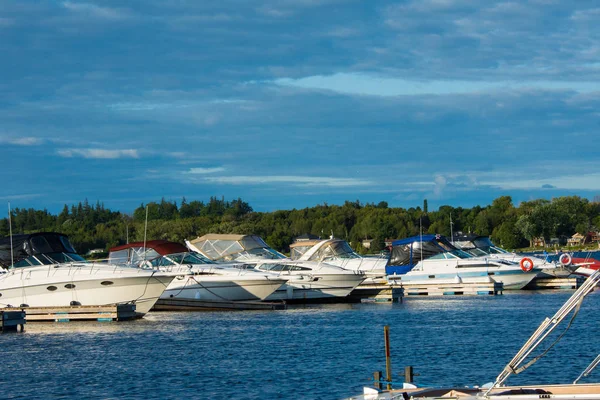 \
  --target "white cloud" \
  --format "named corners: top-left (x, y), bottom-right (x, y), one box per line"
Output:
top-left (201, 175), bottom-right (370, 187)
top-left (188, 167), bottom-right (226, 174)
top-left (0, 136), bottom-right (43, 146)
top-left (0, 193), bottom-right (43, 201)
top-left (62, 2), bottom-right (131, 20)
top-left (57, 148), bottom-right (140, 159)
top-left (272, 73), bottom-right (600, 97)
